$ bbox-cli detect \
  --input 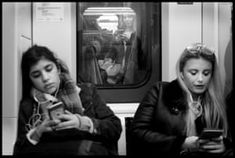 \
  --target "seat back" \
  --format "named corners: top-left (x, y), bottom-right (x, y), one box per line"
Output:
top-left (125, 117), bottom-right (134, 156)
